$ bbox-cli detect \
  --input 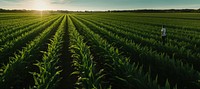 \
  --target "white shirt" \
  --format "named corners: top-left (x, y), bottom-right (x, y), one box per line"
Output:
top-left (161, 28), bottom-right (166, 36)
